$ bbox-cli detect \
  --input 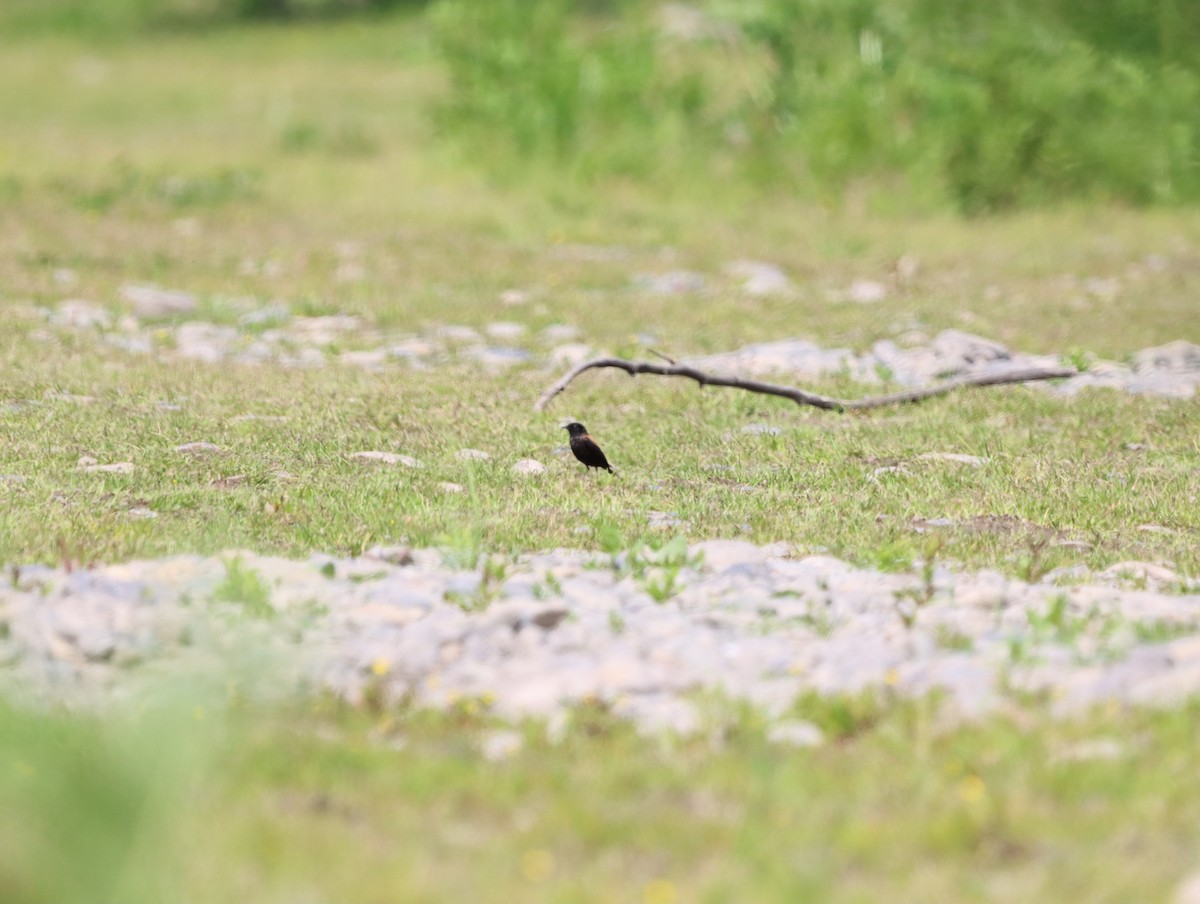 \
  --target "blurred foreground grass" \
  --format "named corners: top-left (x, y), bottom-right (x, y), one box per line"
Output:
top-left (4, 692), bottom-right (1200, 903)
